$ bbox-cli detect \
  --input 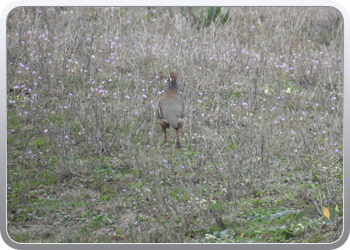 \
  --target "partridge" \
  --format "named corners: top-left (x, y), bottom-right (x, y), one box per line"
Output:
top-left (156, 72), bottom-right (185, 148)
